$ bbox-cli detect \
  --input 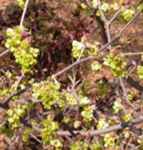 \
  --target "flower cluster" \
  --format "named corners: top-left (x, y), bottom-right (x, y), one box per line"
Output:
top-left (72, 40), bottom-right (85, 59)
top-left (104, 53), bottom-right (127, 77)
top-left (91, 61), bottom-right (102, 71)
top-left (17, 0), bottom-right (25, 8)
top-left (41, 116), bottom-right (60, 146)
top-left (22, 128), bottom-right (32, 143)
top-left (97, 118), bottom-right (109, 129)
top-left (70, 141), bottom-right (88, 150)
top-left (103, 133), bottom-right (117, 148)
top-left (121, 8), bottom-right (135, 22)
top-left (32, 79), bottom-right (63, 109)
top-left (63, 91), bottom-right (90, 106)
top-left (81, 105), bottom-right (94, 122)
top-left (5, 26), bottom-right (39, 73)
top-left (112, 99), bottom-right (123, 114)
top-left (7, 104), bottom-right (28, 129)
top-left (72, 40), bottom-right (98, 59)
